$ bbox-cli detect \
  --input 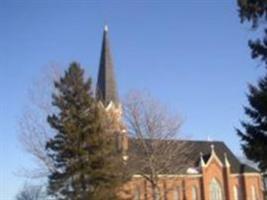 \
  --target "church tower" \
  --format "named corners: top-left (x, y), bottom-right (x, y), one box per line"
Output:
top-left (96, 25), bottom-right (128, 155)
